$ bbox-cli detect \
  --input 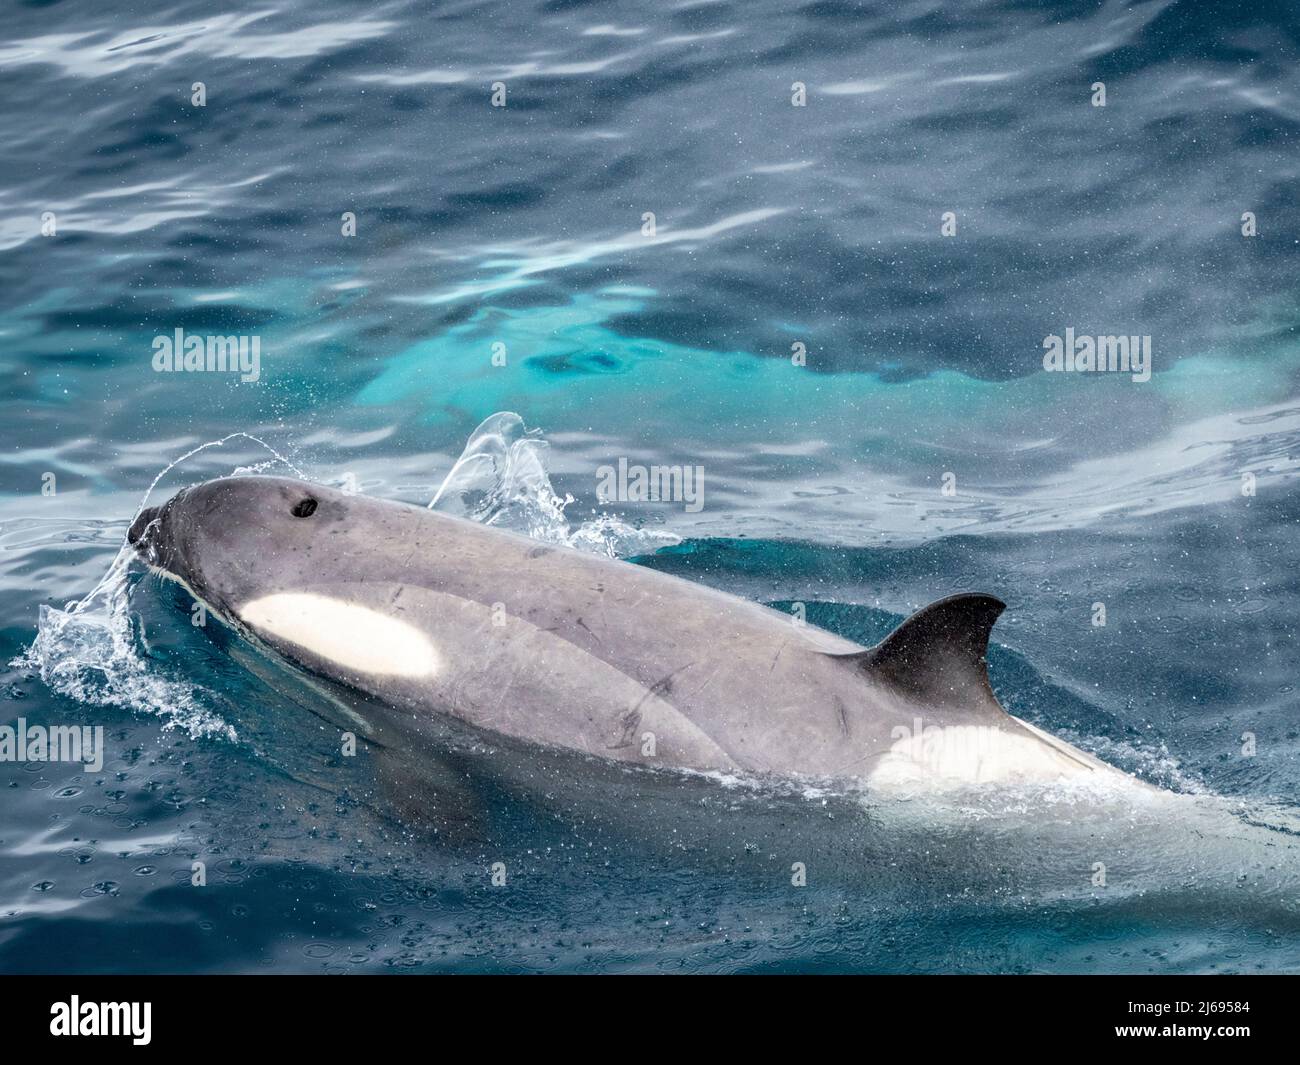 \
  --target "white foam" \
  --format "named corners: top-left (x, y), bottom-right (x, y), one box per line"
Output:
top-left (15, 554), bottom-right (235, 741)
